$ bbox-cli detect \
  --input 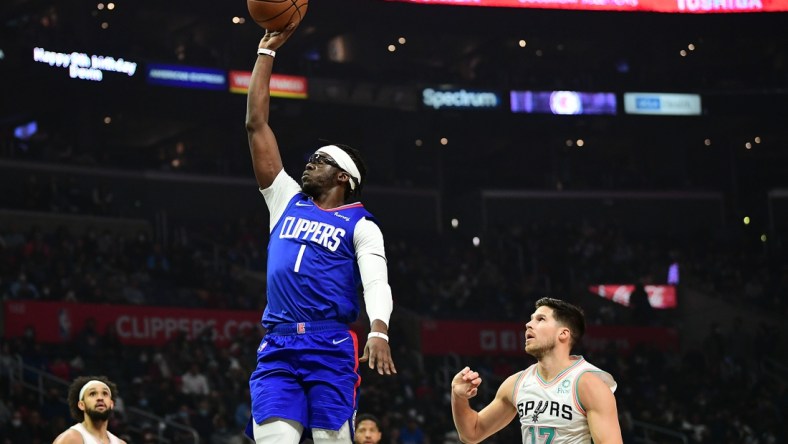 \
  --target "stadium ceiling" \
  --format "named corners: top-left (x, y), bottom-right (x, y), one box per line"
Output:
top-left (3, 0), bottom-right (787, 92)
